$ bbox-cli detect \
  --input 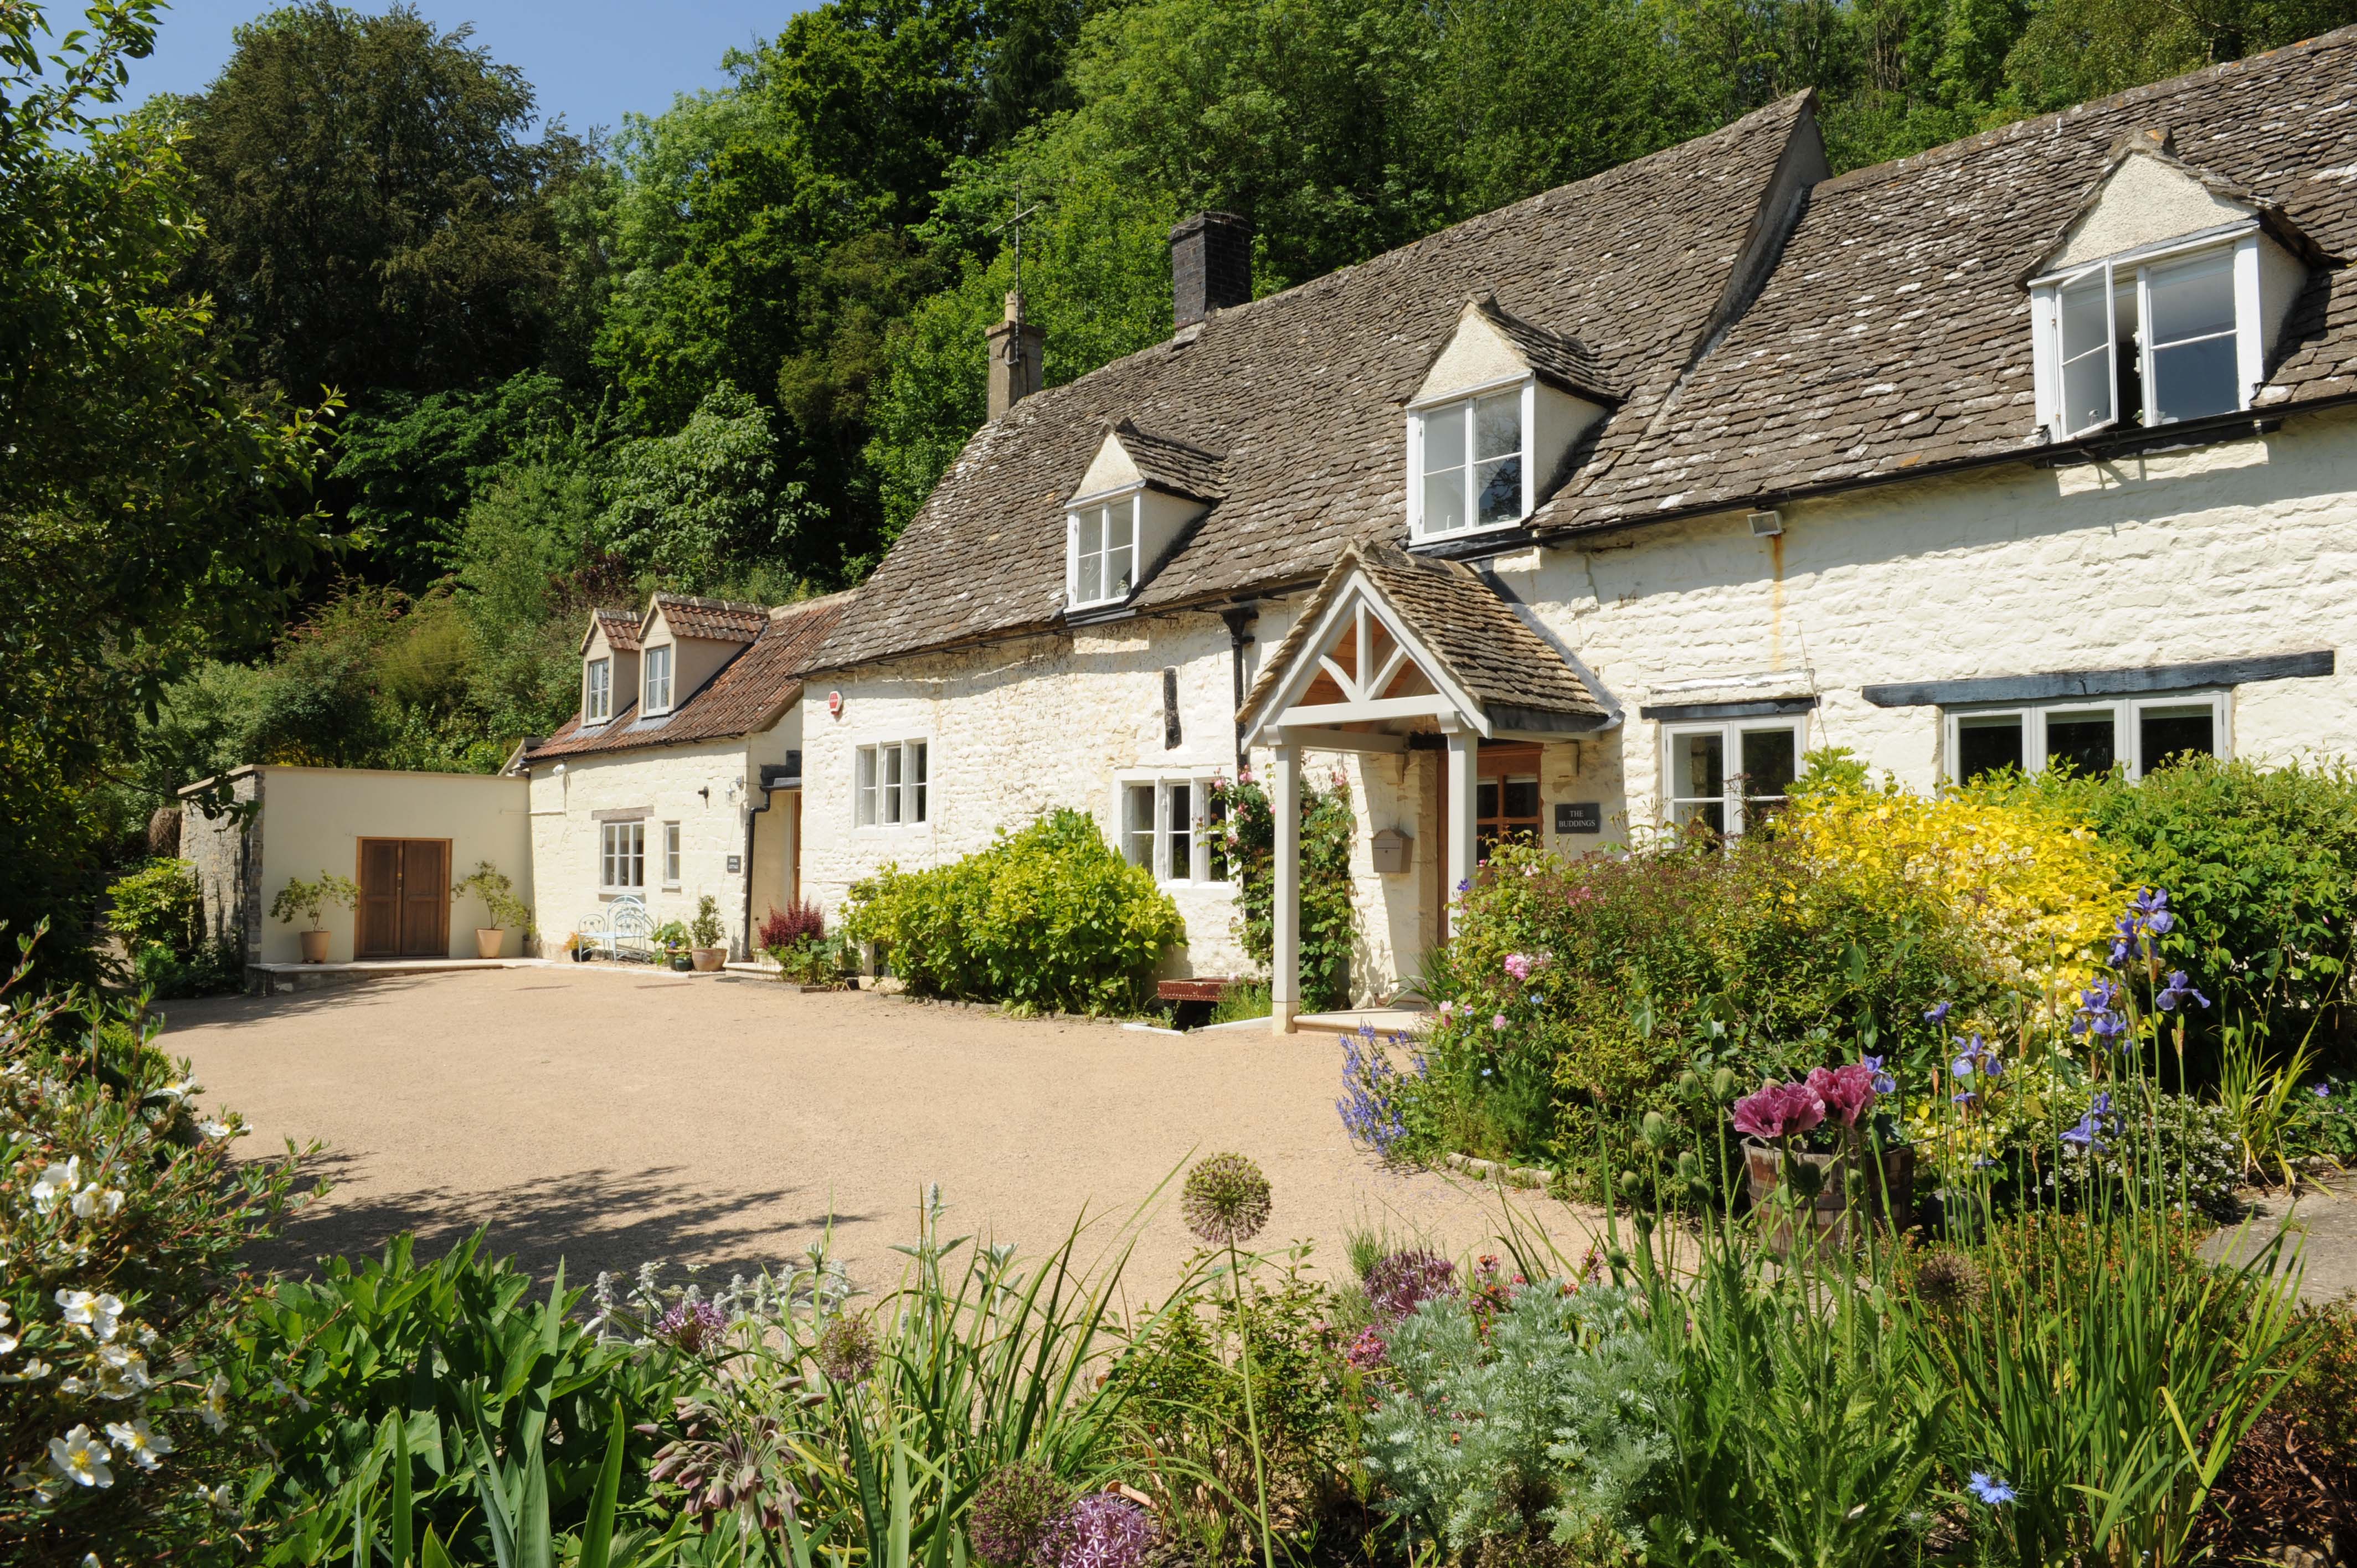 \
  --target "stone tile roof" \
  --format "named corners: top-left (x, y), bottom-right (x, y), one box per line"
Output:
top-left (1538, 27), bottom-right (2357, 533)
top-left (649, 593), bottom-right (770, 643)
top-left (1106, 418), bottom-right (1226, 500)
top-left (584, 608), bottom-right (642, 654)
top-left (810, 94), bottom-right (1818, 671)
top-left (1468, 293), bottom-right (1618, 404)
top-left (528, 593), bottom-right (853, 762)
top-left (1242, 539), bottom-right (1608, 726)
